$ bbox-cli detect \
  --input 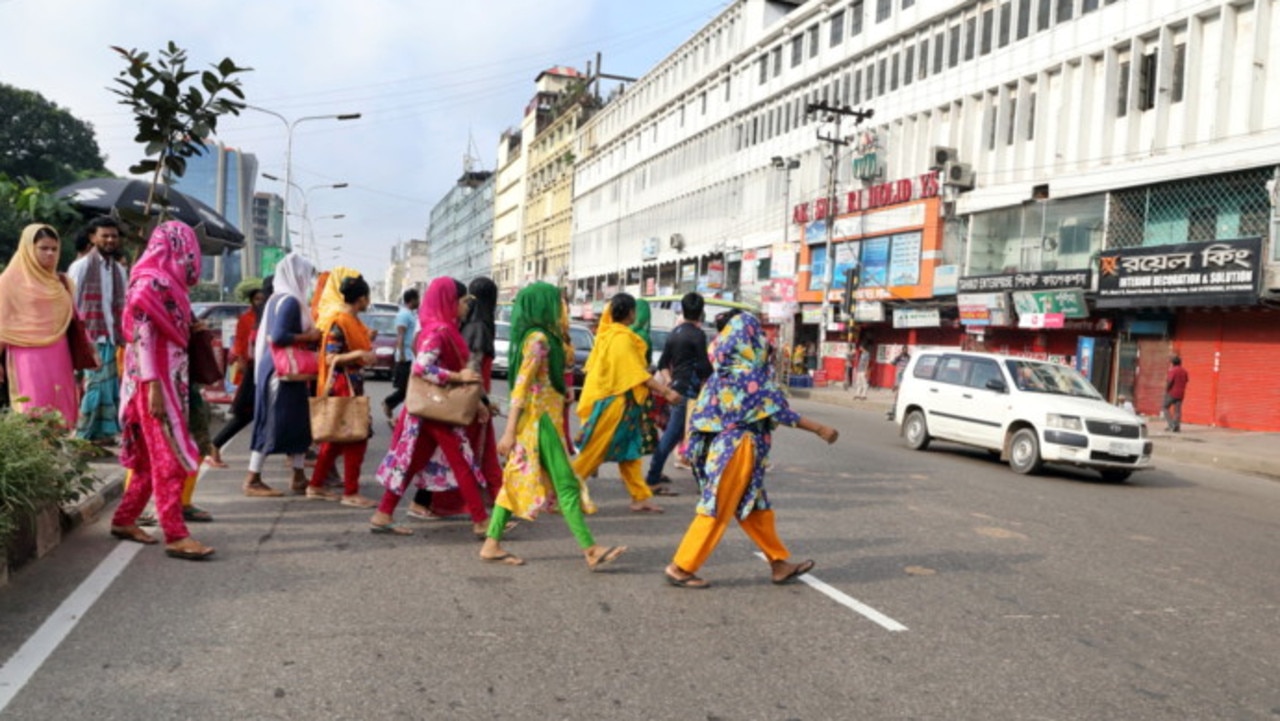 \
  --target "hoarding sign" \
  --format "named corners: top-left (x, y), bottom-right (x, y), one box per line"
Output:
top-left (1096, 237), bottom-right (1261, 308)
top-left (1012, 289), bottom-right (1089, 318)
top-left (893, 308), bottom-right (941, 328)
